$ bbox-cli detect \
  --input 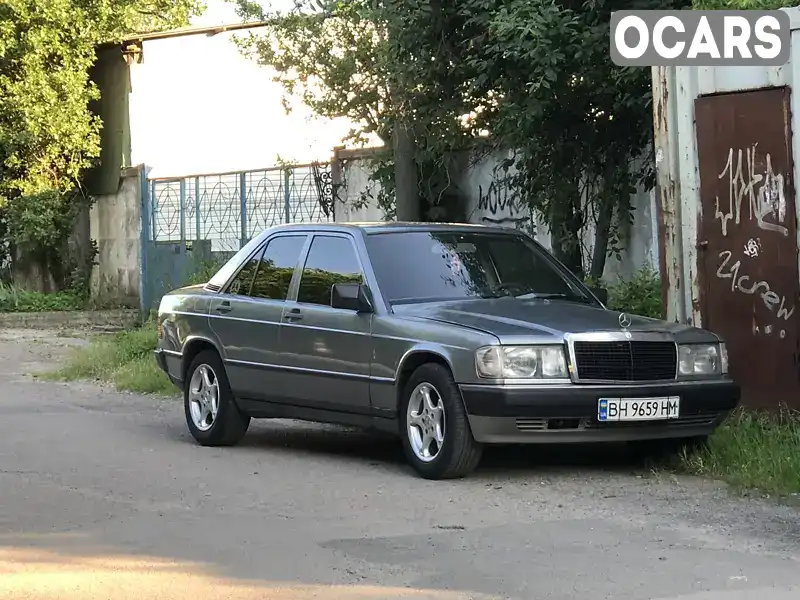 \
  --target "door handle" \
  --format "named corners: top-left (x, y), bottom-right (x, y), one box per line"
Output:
top-left (215, 301), bottom-right (232, 314)
top-left (283, 307), bottom-right (303, 321)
